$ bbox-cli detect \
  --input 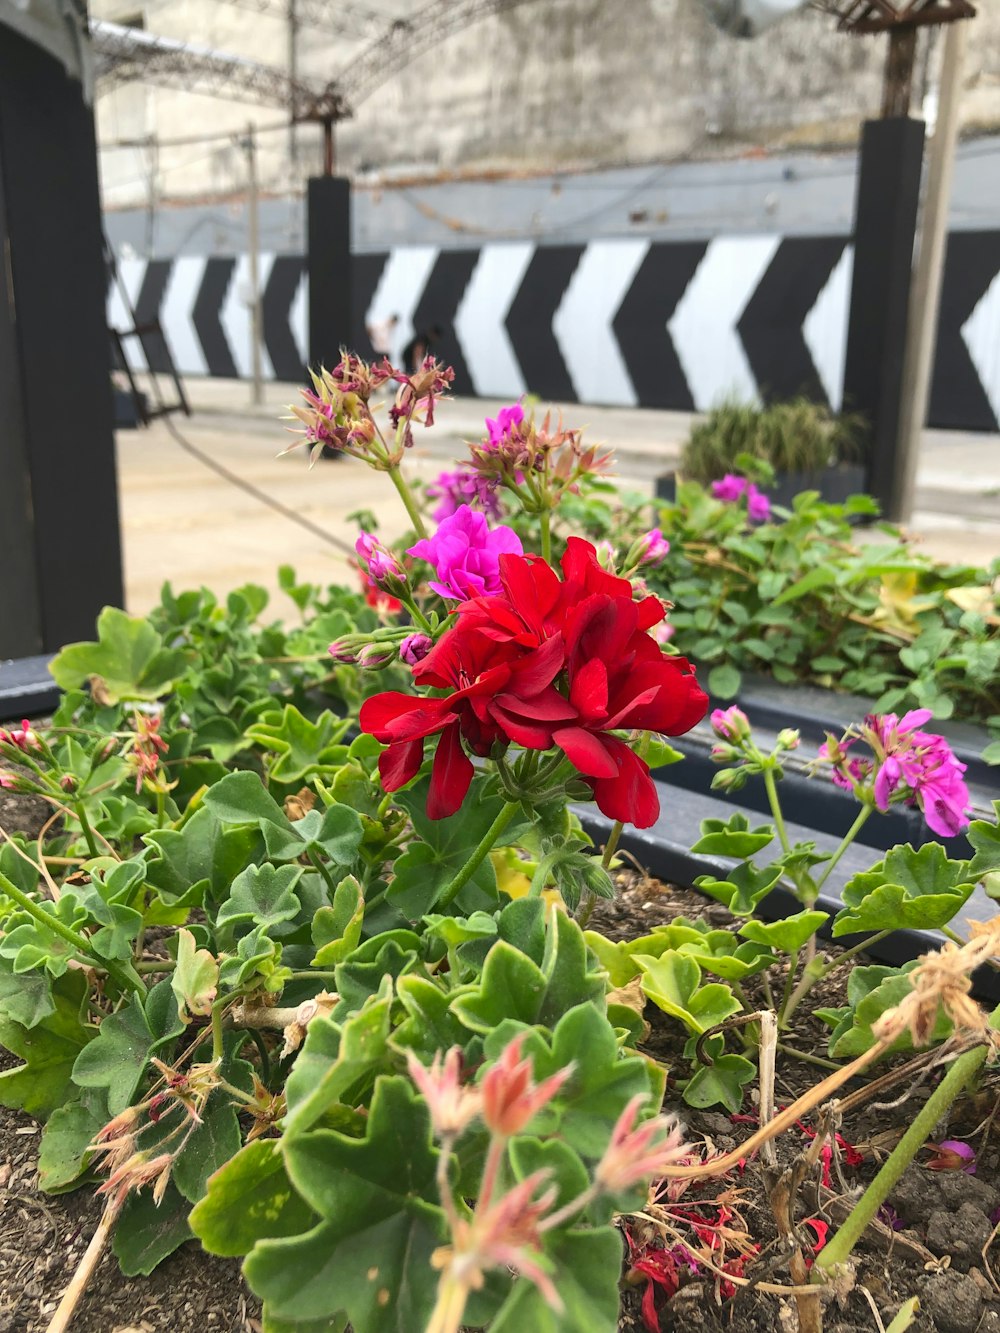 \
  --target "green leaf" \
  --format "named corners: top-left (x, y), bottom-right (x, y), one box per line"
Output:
top-left (508, 1136), bottom-right (590, 1211)
top-left (695, 861), bottom-right (783, 916)
top-left (692, 814), bottom-right (775, 859)
top-left (245, 706), bottom-right (350, 783)
top-left (683, 1050), bottom-right (756, 1112)
top-left (38, 1095), bottom-right (106, 1192)
top-left (969, 802), bottom-right (1000, 879)
top-left (707, 664), bottom-right (741, 699)
top-left (145, 805), bottom-right (264, 906)
top-left (389, 784), bottom-right (501, 916)
top-left (72, 978), bottom-right (184, 1115)
top-left (489, 1227), bottom-right (622, 1333)
top-left (645, 738), bottom-right (684, 770)
top-left (171, 928), bottom-right (219, 1023)
top-left (311, 876), bottom-right (365, 968)
top-left (217, 863), bottom-right (304, 933)
top-left (637, 952), bottom-right (741, 1035)
top-left (112, 1182), bottom-right (193, 1276)
top-left (0, 972), bottom-right (93, 1119)
top-left (172, 1089), bottom-right (243, 1204)
top-left (982, 742), bottom-right (1000, 767)
top-left (538, 908), bottom-right (607, 1025)
top-left (833, 843), bottom-right (977, 936)
top-left (739, 911), bottom-right (829, 954)
top-left (262, 1310), bottom-right (348, 1333)
top-left (773, 565), bottom-right (838, 606)
top-left (829, 964), bottom-right (951, 1058)
top-left (49, 606), bottom-right (188, 703)
top-left (450, 941), bottom-right (548, 1034)
top-left (389, 975), bottom-right (474, 1062)
top-left (0, 960), bottom-right (54, 1028)
top-left (284, 982), bottom-right (393, 1136)
top-left (244, 1079), bottom-right (444, 1330)
top-left (191, 1139), bottom-right (318, 1257)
